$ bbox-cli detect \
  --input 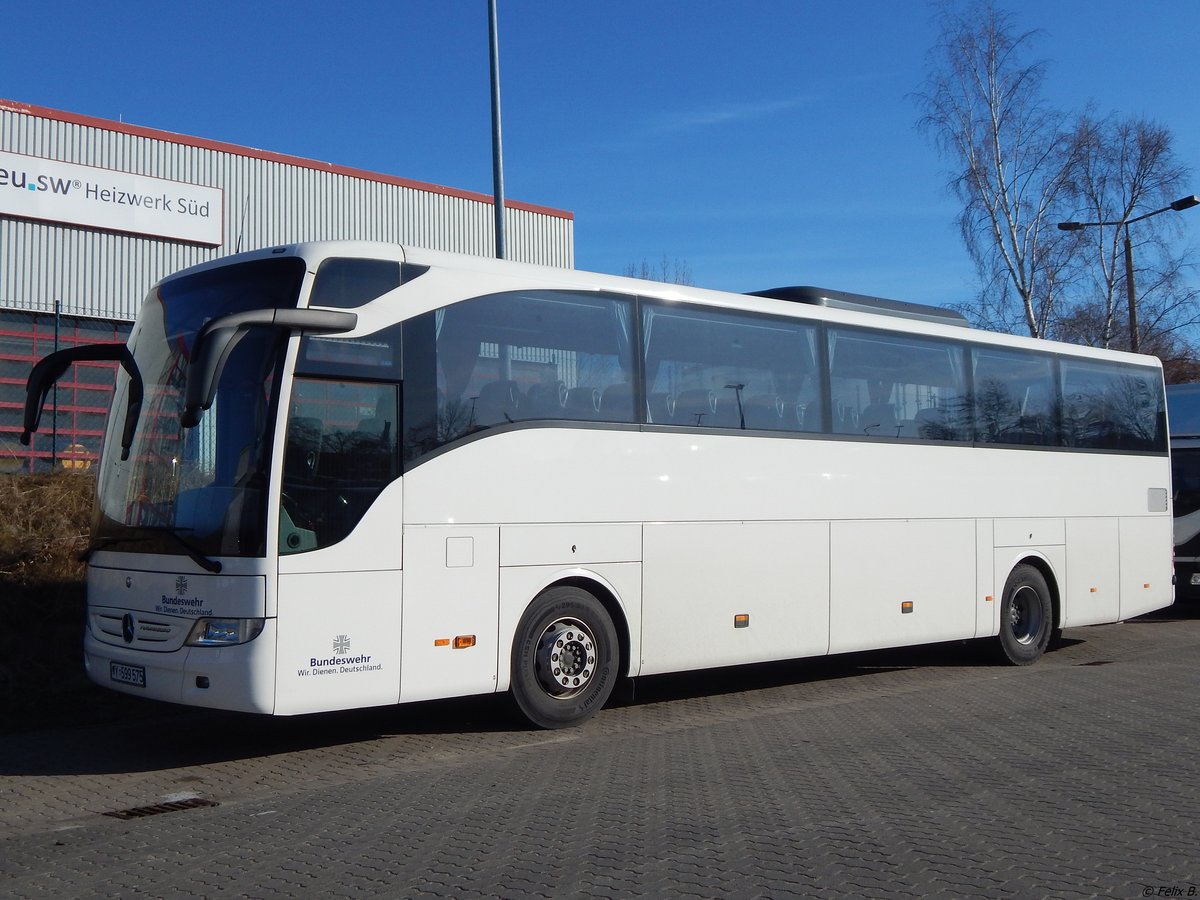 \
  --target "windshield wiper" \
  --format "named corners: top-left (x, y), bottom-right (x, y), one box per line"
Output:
top-left (87, 527), bottom-right (222, 573)
top-left (143, 527), bottom-right (223, 573)
top-left (80, 535), bottom-right (147, 563)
